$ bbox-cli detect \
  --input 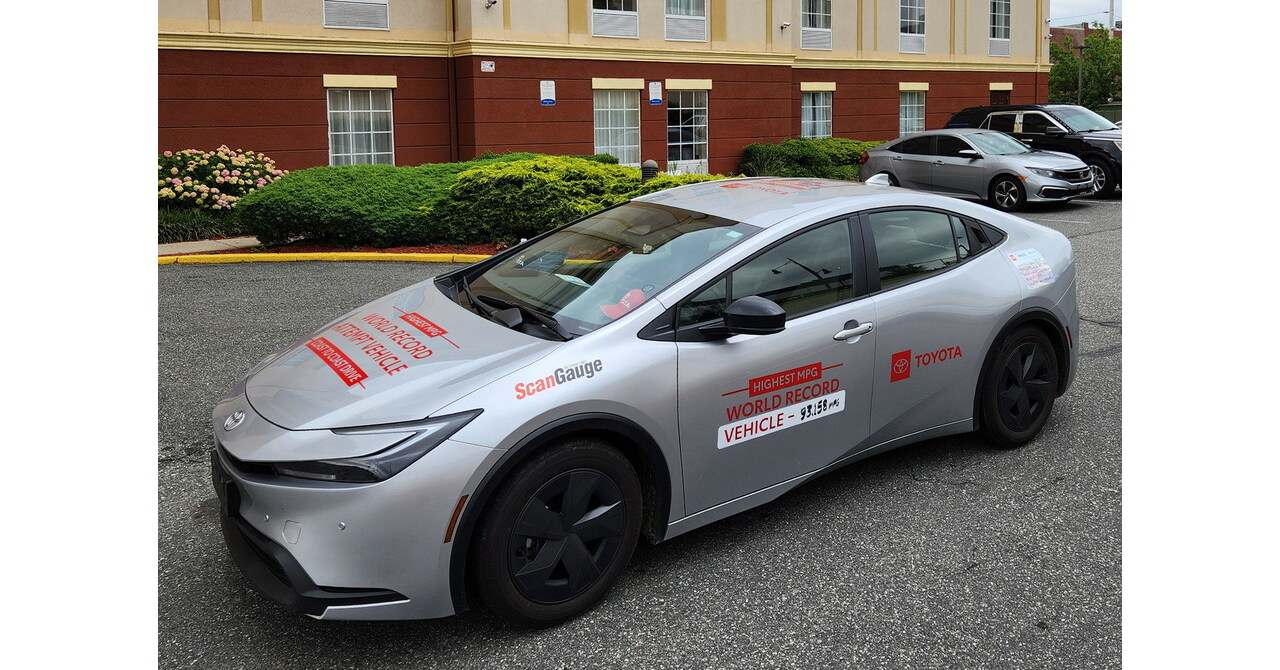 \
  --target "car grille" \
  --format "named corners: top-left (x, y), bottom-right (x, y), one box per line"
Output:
top-left (1062, 169), bottom-right (1092, 182)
